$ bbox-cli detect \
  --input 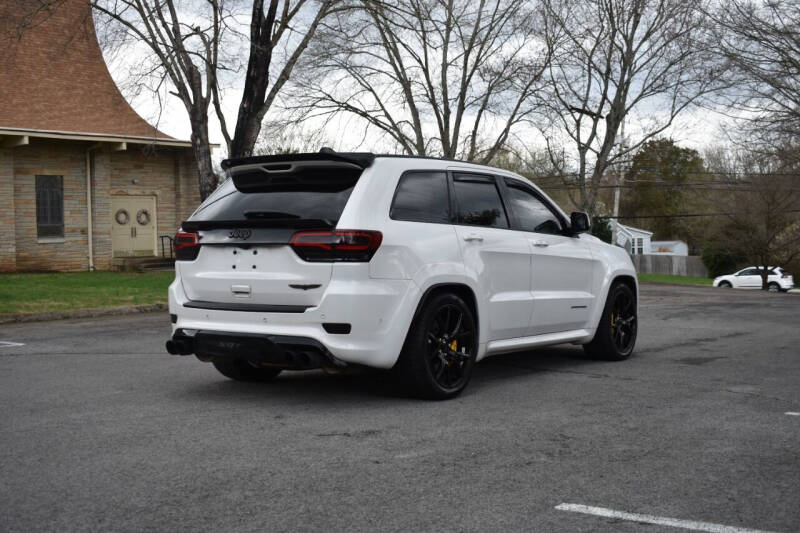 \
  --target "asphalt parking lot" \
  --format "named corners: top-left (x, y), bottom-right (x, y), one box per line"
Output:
top-left (1, 284), bottom-right (798, 532)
